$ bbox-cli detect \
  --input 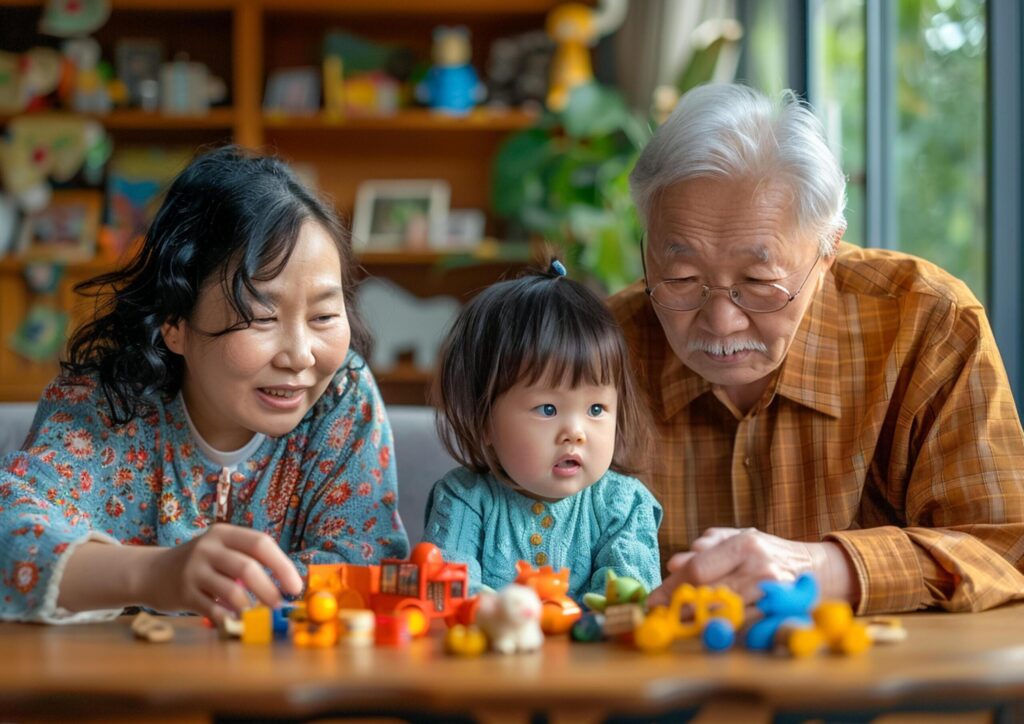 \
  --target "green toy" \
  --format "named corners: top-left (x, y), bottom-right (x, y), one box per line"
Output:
top-left (583, 570), bottom-right (648, 613)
